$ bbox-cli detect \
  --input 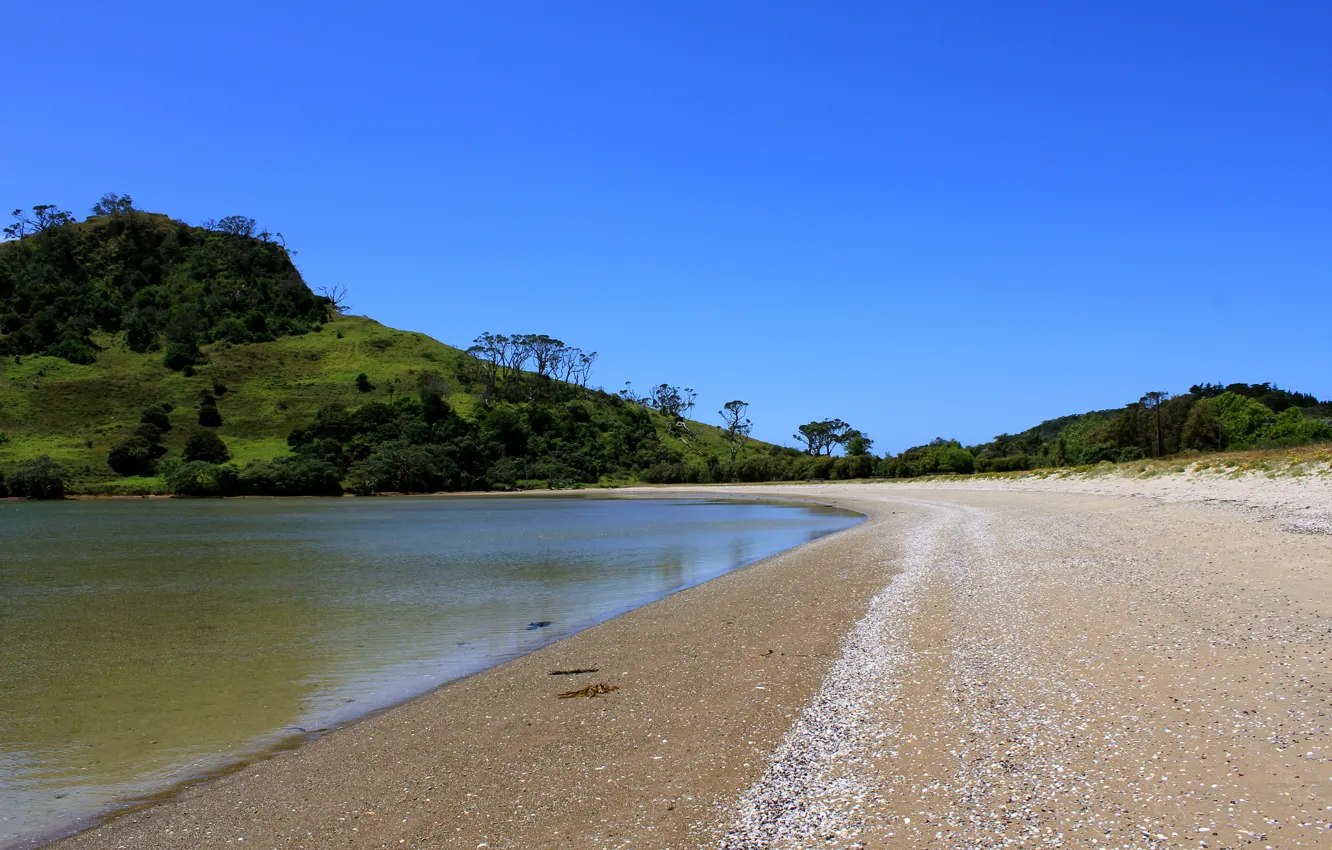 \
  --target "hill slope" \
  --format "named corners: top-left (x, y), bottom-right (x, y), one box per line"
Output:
top-left (0, 314), bottom-right (774, 493)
